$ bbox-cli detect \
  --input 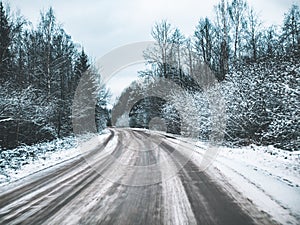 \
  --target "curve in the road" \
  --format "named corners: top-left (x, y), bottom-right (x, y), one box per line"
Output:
top-left (0, 129), bottom-right (273, 225)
